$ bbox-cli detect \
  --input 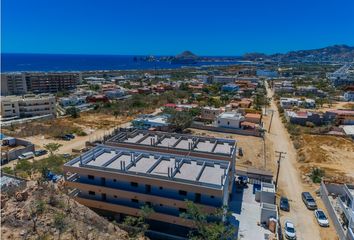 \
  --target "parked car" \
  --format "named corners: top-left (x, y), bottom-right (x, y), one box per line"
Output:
top-left (238, 147), bottom-right (243, 156)
top-left (65, 134), bottom-right (75, 139)
top-left (284, 220), bottom-right (296, 239)
top-left (61, 135), bottom-right (71, 141)
top-left (18, 152), bottom-right (34, 160)
top-left (302, 192), bottom-right (317, 210)
top-left (62, 153), bottom-right (71, 159)
top-left (280, 196), bottom-right (290, 211)
top-left (314, 209), bottom-right (329, 227)
top-left (34, 149), bottom-right (48, 157)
